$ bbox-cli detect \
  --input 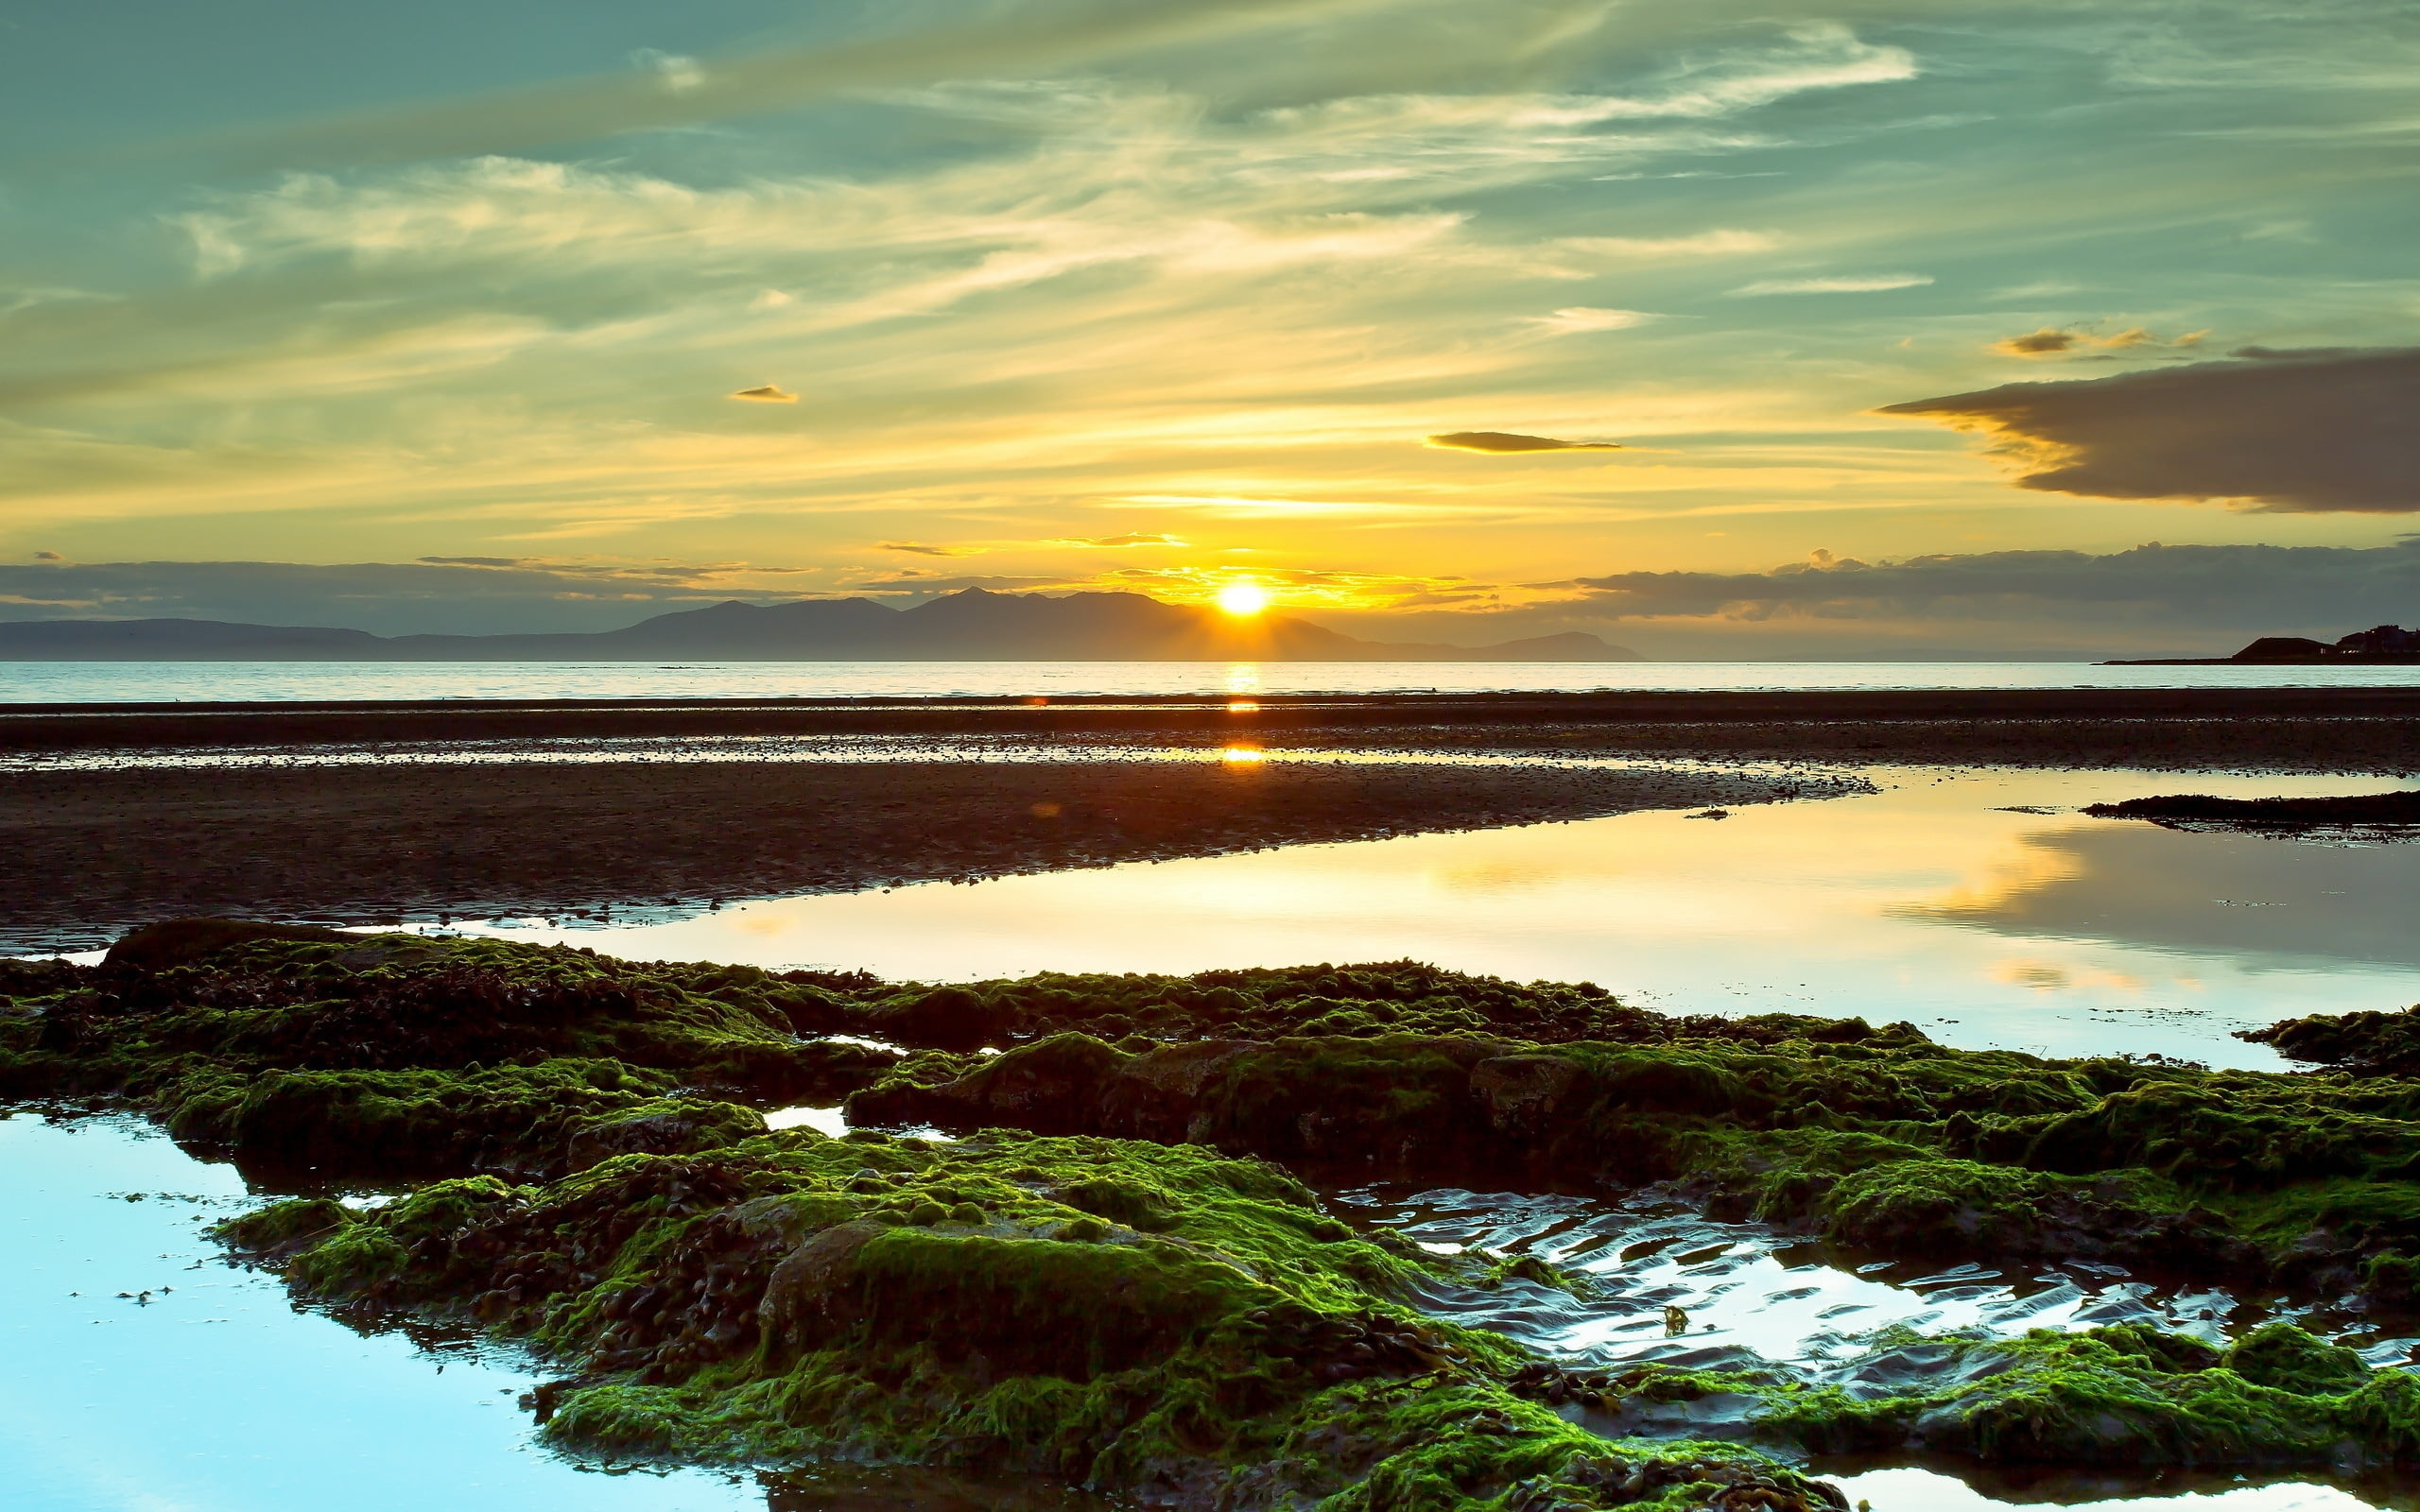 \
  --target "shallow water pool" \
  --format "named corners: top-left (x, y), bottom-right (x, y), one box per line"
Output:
top-left (439, 766), bottom-right (2420, 1067)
